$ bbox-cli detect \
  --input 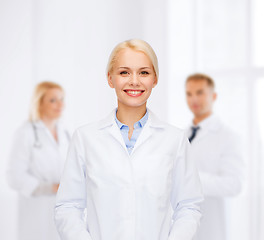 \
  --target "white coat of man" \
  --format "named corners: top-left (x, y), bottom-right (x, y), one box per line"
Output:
top-left (185, 73), bottom-right (245, 240)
